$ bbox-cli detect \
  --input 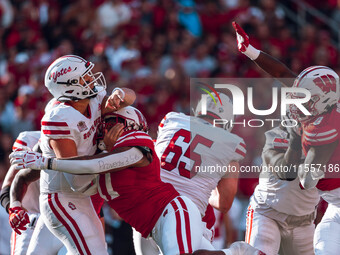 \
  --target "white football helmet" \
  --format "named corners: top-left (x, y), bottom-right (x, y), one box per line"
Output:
top-left (289, 66), bottom-right (339, 122)
top-left (103, 106), bottom-right (149, 133)
top-left (194, 92), bottom-right (234, 131)
top-left (44, 55), bottom-right (106, 102)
